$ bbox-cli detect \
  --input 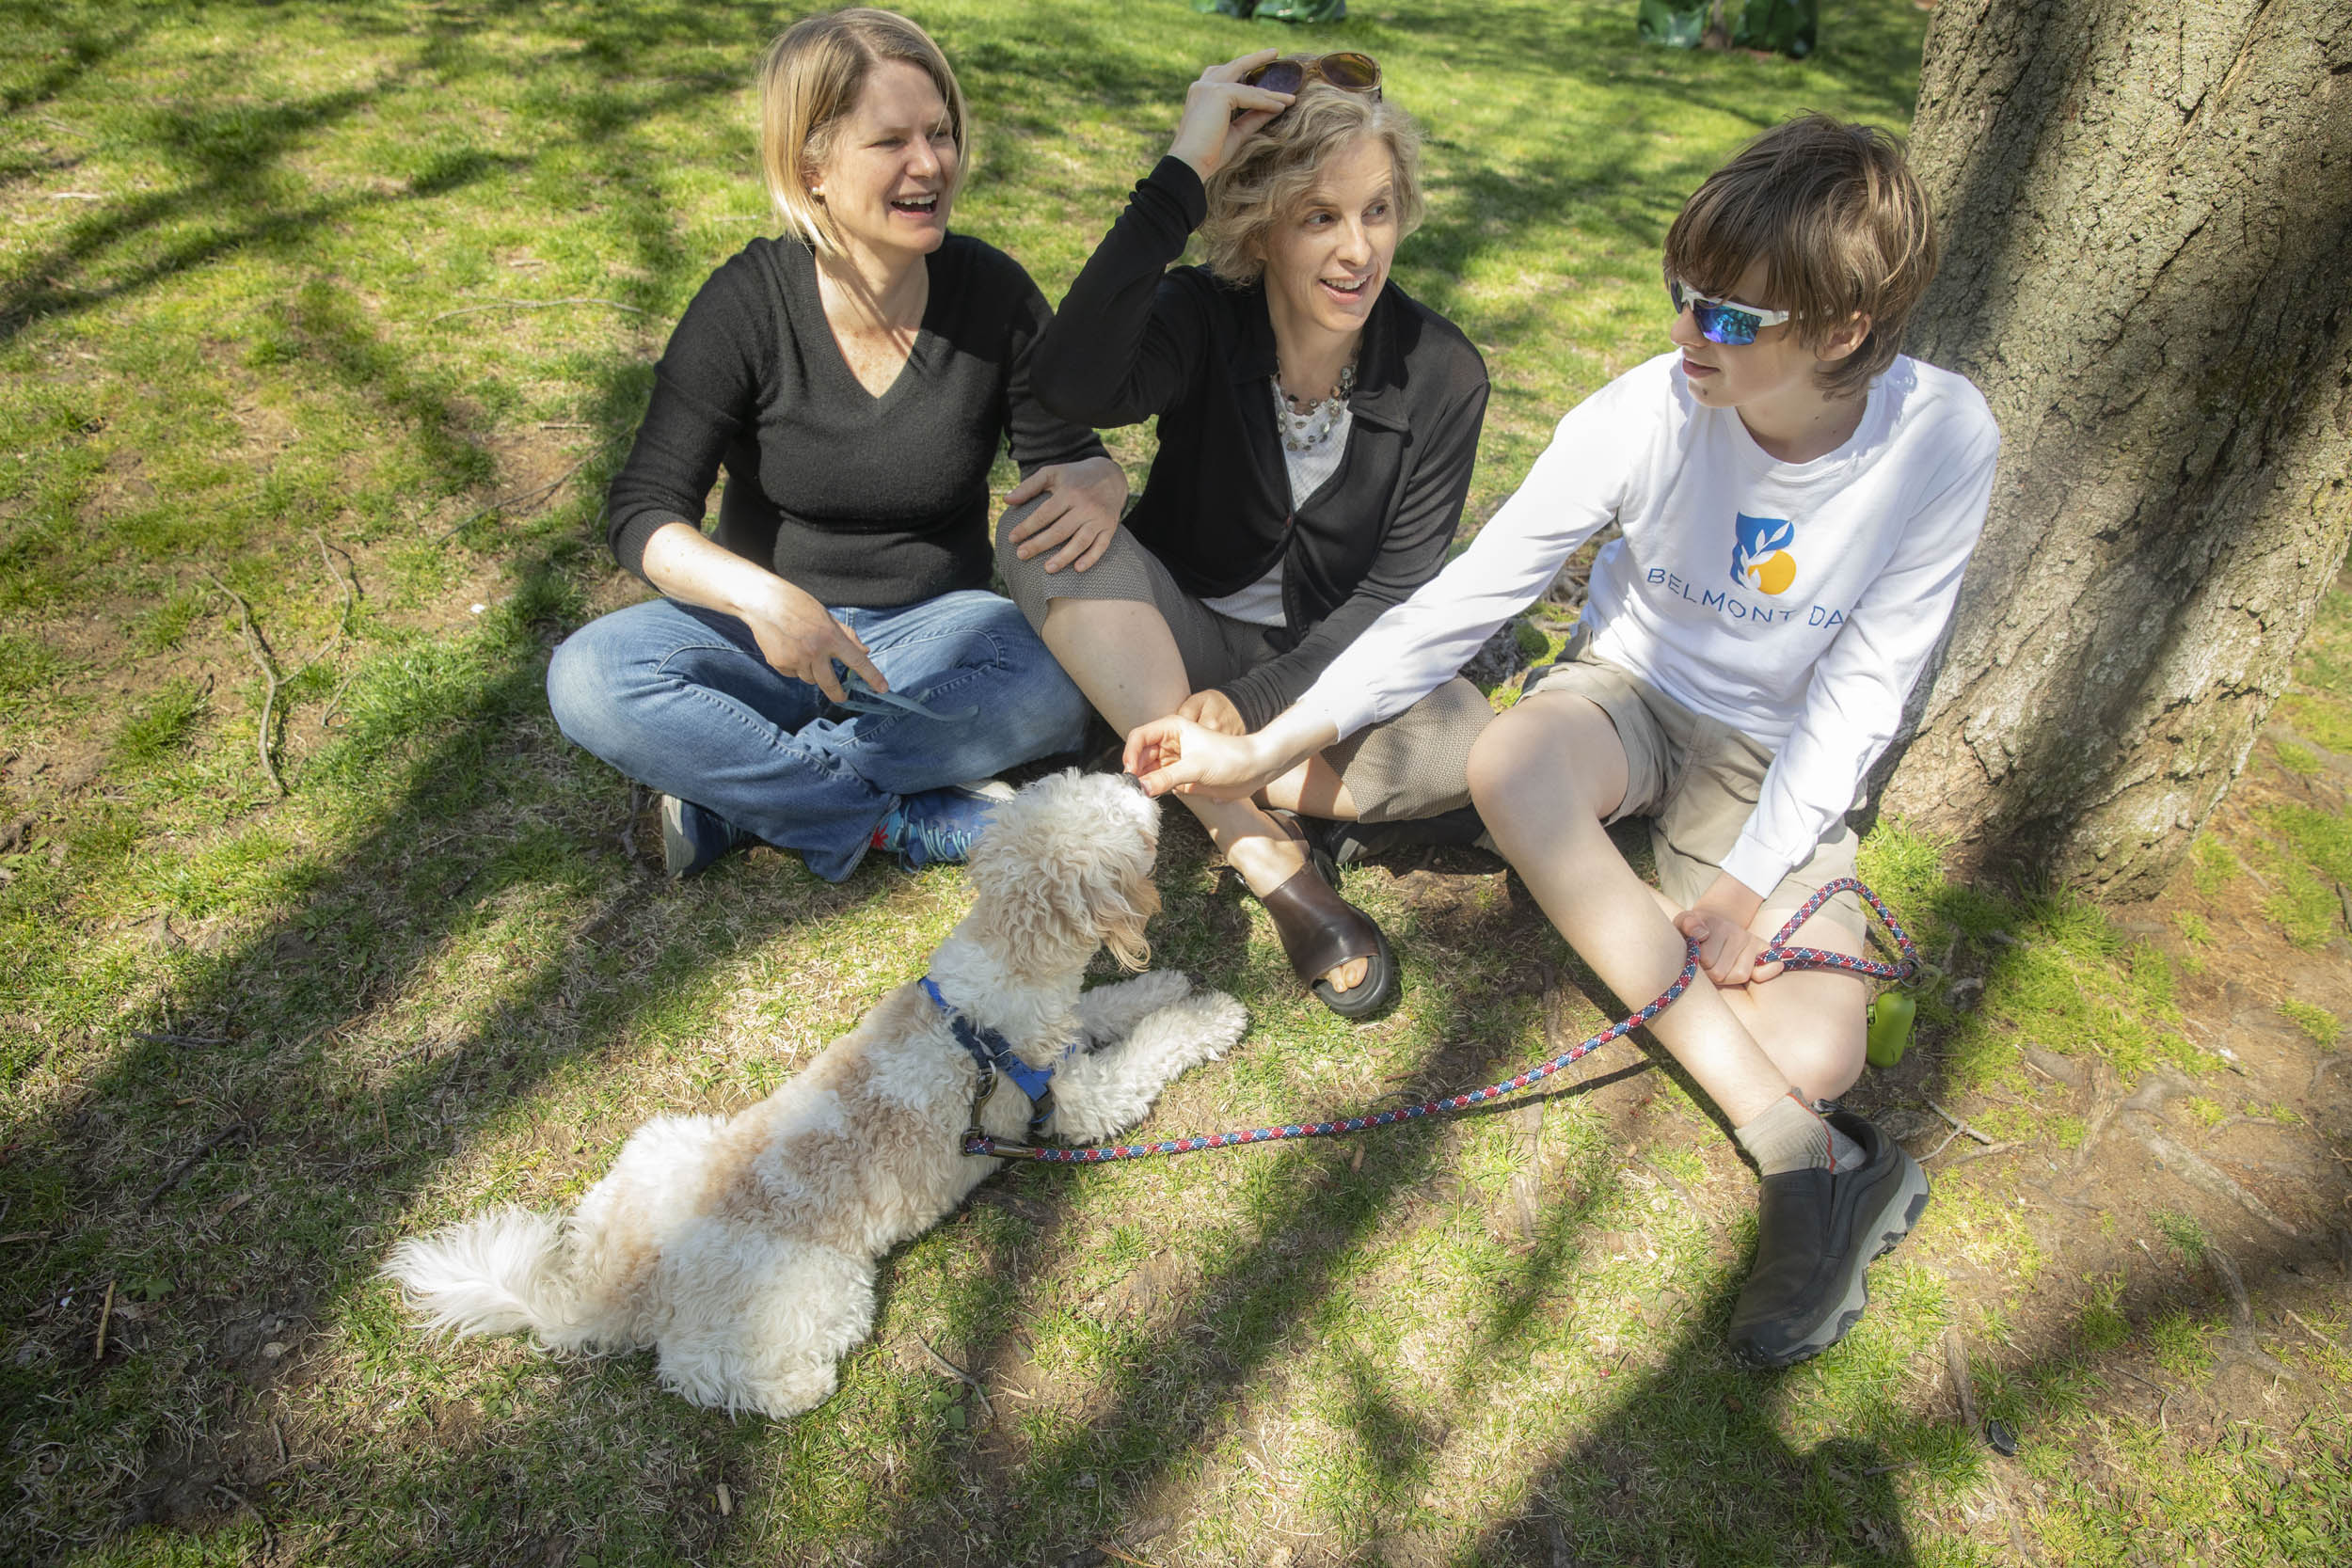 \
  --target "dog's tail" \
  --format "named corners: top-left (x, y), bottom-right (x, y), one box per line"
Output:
top-left (383, 1207), bottom-right (591, 1345)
